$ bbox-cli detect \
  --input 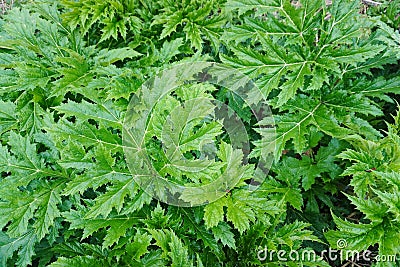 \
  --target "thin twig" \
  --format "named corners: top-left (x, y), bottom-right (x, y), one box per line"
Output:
top-left (361, 0), bottom-right (383, 6)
